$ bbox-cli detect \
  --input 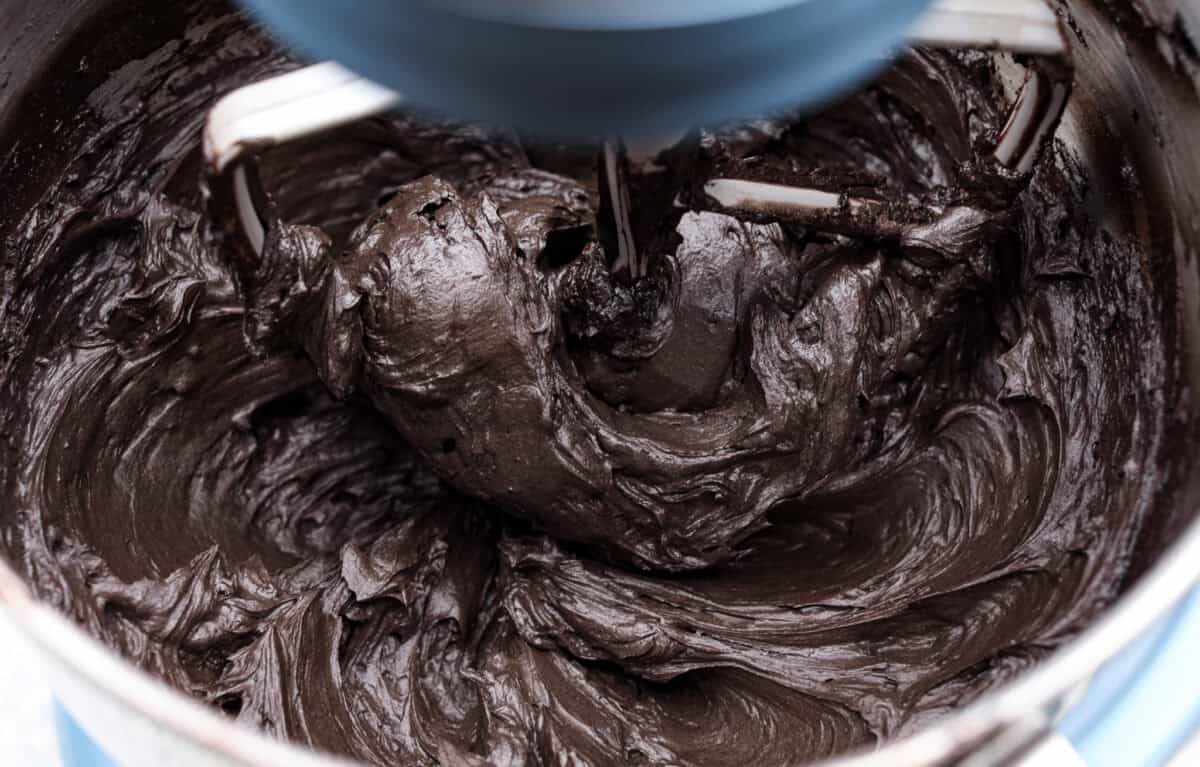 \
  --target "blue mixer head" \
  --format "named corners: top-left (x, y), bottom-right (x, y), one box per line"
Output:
top-left (236, 0), bottom-right (931, 137)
